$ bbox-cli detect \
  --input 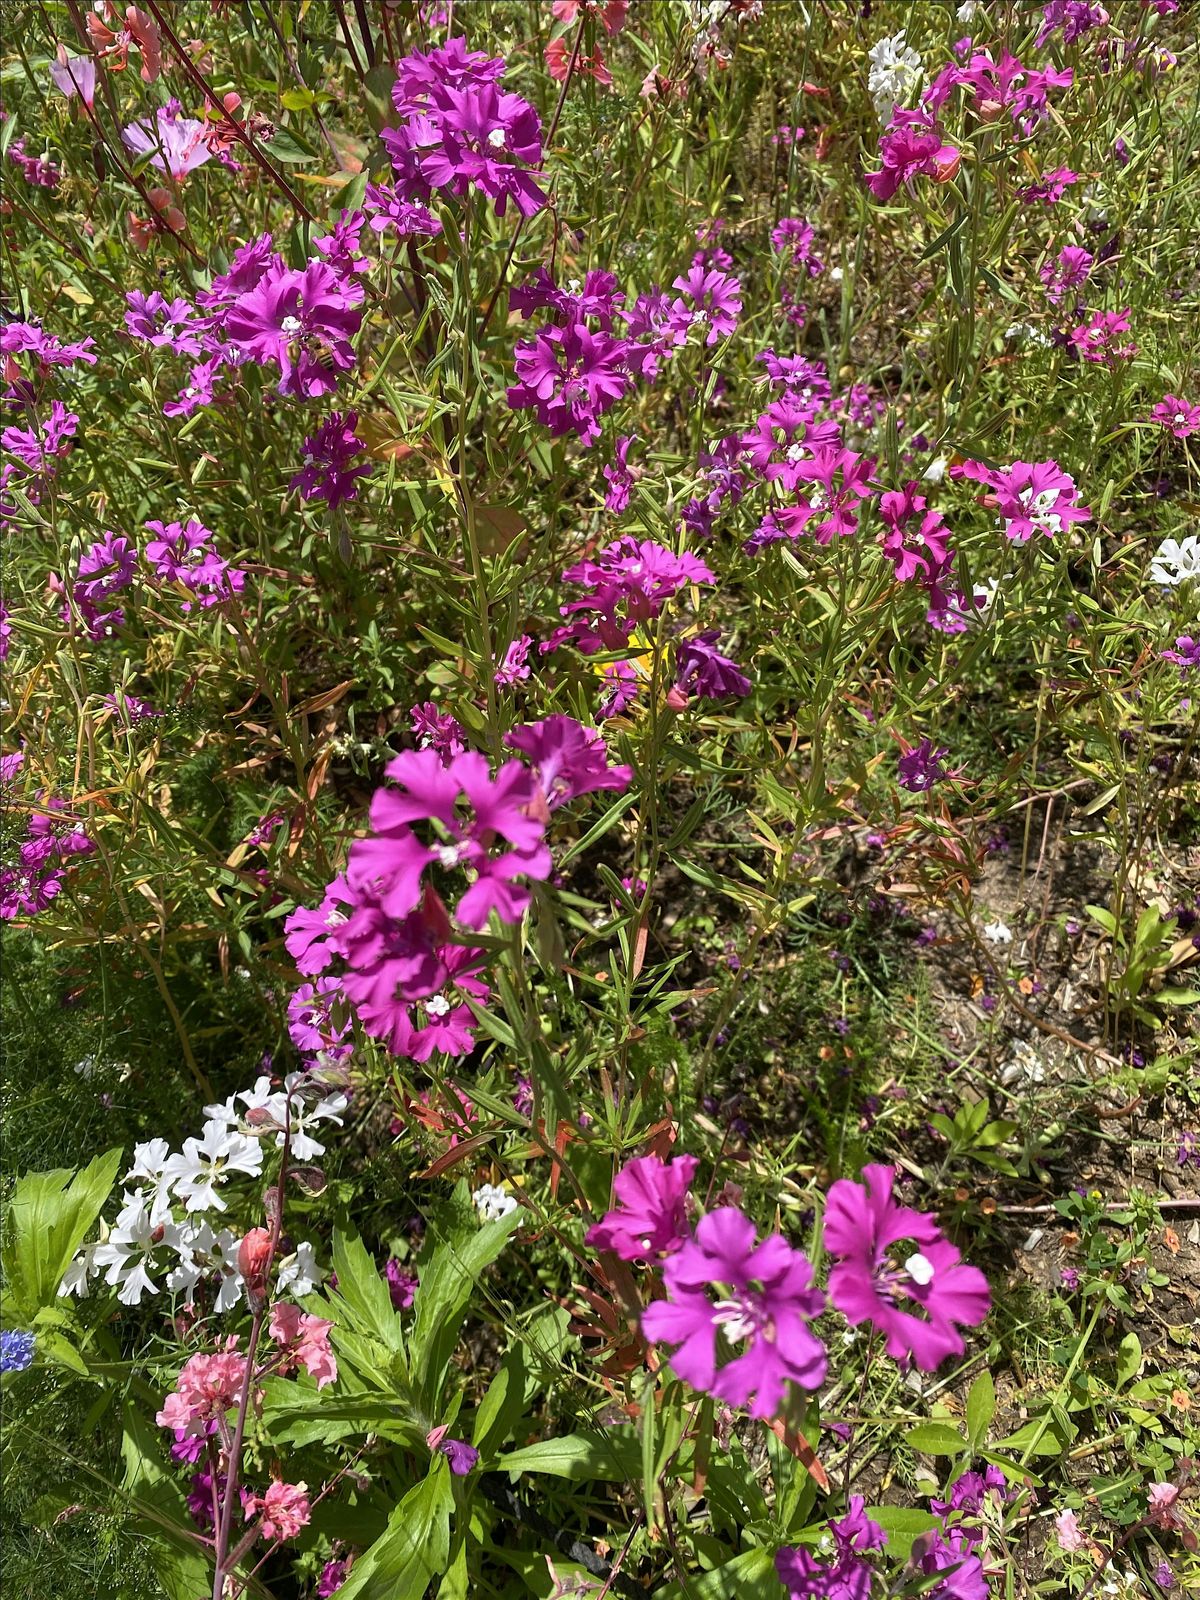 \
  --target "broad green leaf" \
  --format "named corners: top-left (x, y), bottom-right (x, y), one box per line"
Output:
top-left (1115, 1332), bottom-right (1142, 1391)
top-left (328, 1227), bottom-right (406, 1354)
top-left (657, 1546), bottom-right (778, 1600)
top-left (966, 1371), bottom-right (996, 1448)
top-left (497, 1429), bottom-right (643, 1481)
top-left (867, 1506), bottom-right (940, 1557)
top-left (3, 1148), bottom-right (122, 1317)
top-left (904, 1422), bottom-right (968, 1457)
top-left (472, 1343), bottom-right (528, 1455)
top-left (335, 1465), bottom-right (454, 1600)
